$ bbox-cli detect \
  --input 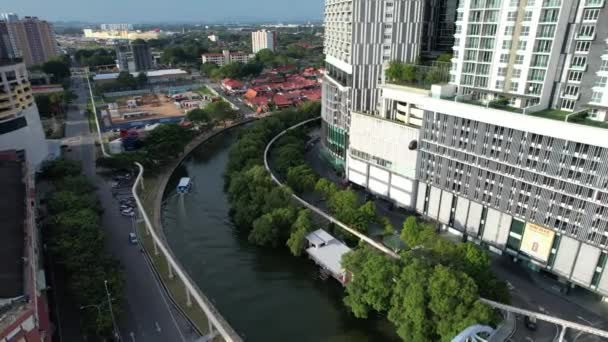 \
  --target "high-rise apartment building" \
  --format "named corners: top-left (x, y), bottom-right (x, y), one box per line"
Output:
top-left (251, 30), bottom-right (276, 53)
top-left (321, 0), bottom-right (424, 169)
top-left (0, 61), bottom-right (49, 168)
top-left (116, 40), bottom-right (154, 72)
top-left (0, 16), bottom-right (59, 66)
top-left (450, 0), bottom-right (608, 119)
top-left (340, 0), bottom-right (608, 299)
